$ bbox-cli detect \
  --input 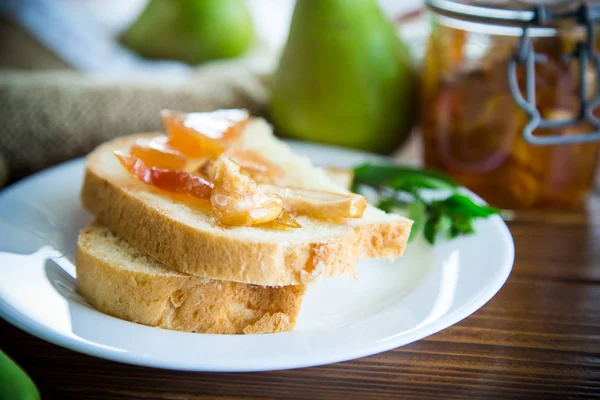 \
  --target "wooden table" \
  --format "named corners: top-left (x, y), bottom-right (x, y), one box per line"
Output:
top-left (2, 143), bottom-right (600, 399)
